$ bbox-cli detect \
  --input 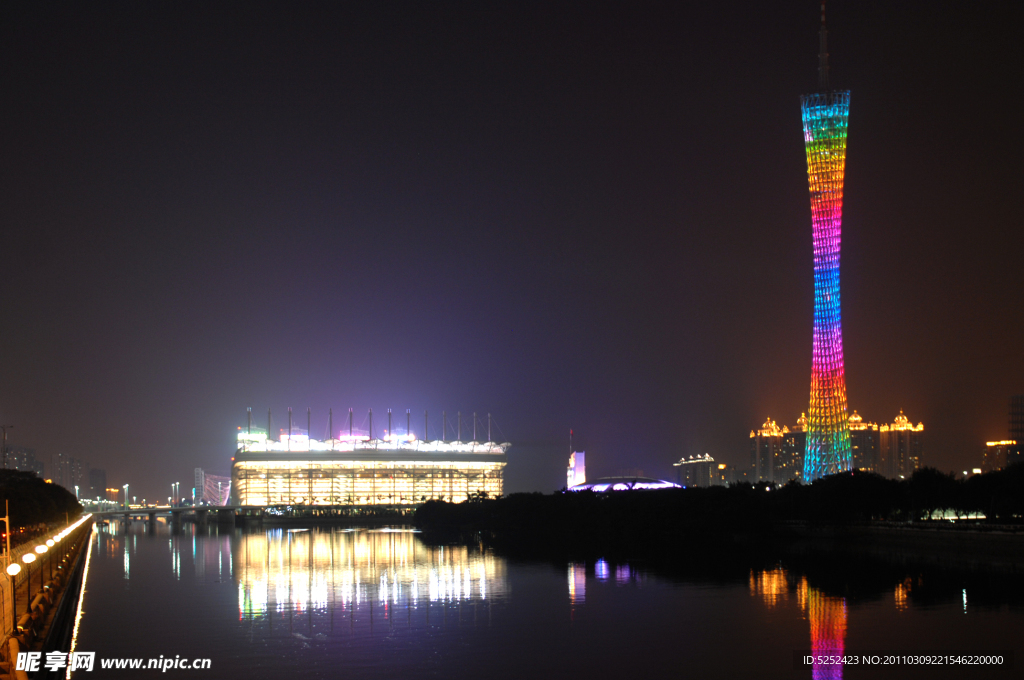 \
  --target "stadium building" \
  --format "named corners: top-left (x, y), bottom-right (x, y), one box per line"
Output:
top-left (231, 410), bottom-right (509, 506)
